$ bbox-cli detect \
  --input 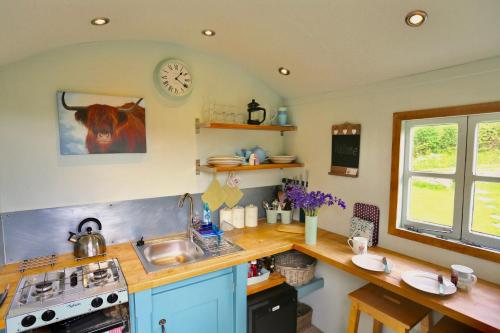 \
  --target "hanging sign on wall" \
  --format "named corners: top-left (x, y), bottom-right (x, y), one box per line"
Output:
top-left (329, 123), bottom-right (361, 177)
